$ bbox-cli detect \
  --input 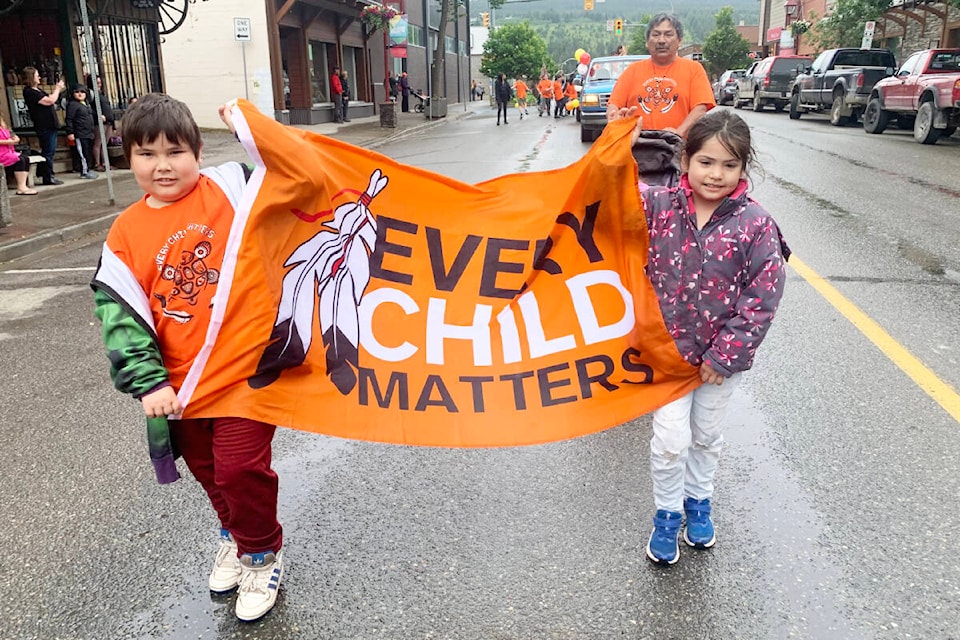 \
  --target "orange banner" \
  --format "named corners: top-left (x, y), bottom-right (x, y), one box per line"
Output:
top-left (180, 100), bottom-right (700, 446)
